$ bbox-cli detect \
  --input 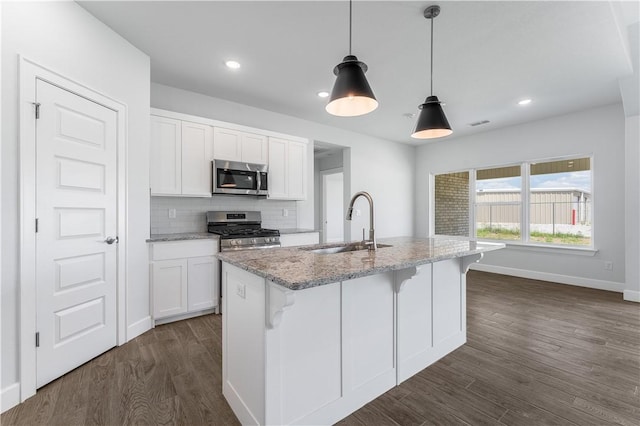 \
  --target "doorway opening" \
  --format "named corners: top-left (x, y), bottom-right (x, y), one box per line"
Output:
top-left (314, 142), bottom-right (349, 243)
